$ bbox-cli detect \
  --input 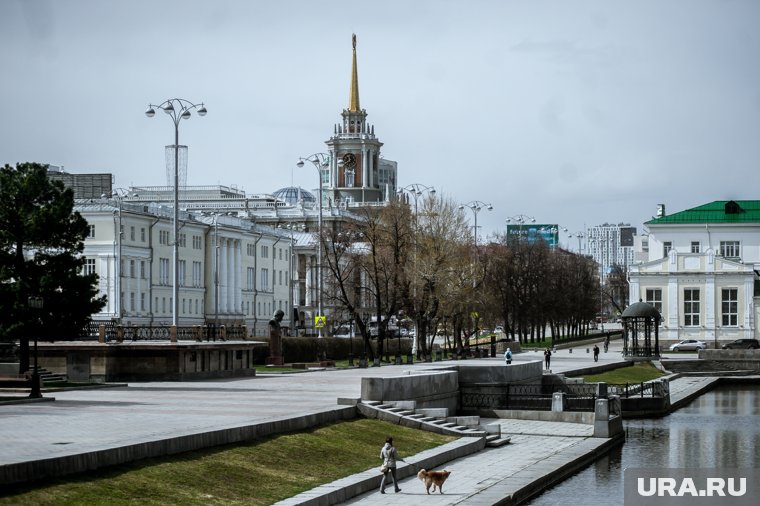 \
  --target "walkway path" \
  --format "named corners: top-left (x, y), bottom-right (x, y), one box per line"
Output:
top-left (0, 341), bottom-right (718, 505)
